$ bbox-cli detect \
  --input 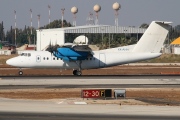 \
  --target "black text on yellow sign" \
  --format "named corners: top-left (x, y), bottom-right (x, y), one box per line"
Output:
top-left (100, 90), bottom-right (105, 97)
